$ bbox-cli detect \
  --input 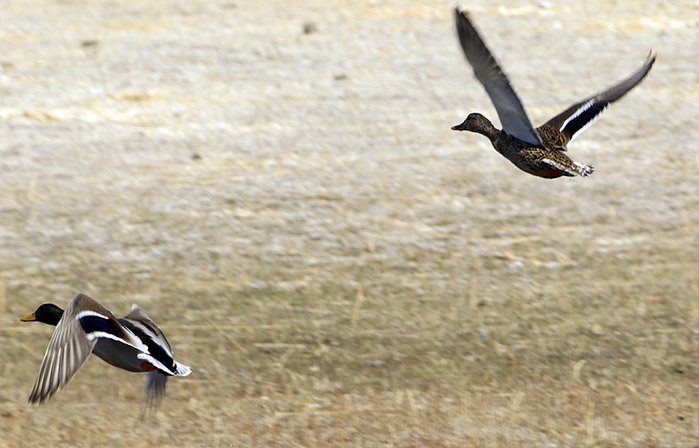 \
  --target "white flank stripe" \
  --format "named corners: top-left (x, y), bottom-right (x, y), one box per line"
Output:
top-left (138, 353), bottom-right (175, 375)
